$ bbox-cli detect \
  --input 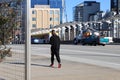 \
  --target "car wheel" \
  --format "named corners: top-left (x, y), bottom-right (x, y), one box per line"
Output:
top-left (102, 44), bottom-right (105, 46)
top-left (73, 39), bottom-right (78, 45)
top-left (93, 41), bottom-right (97, 46)
top-left (82, 42), bottom-right (86, 45)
